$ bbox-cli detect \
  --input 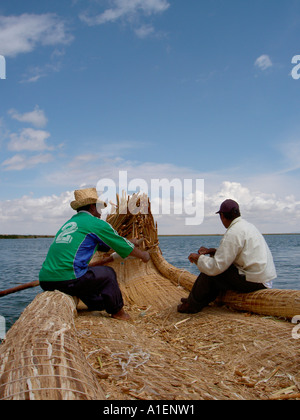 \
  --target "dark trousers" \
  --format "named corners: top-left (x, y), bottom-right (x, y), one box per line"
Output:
top-left (40, 266), bottom-right (124, 315)
top-left (187, 265), bottom-right (266, 312)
